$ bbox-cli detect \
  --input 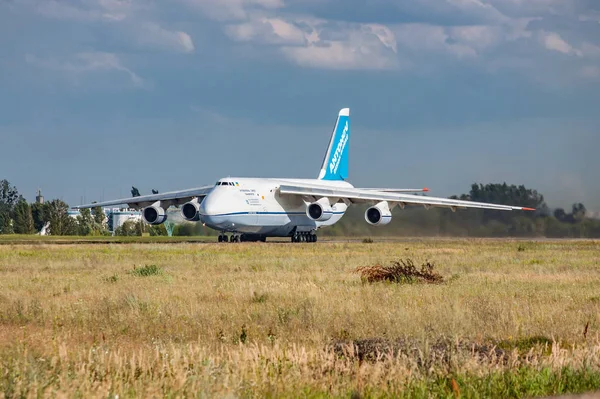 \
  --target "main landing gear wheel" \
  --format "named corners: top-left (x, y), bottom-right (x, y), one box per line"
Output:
top-left (291, 232), bottom-right (317, 243)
